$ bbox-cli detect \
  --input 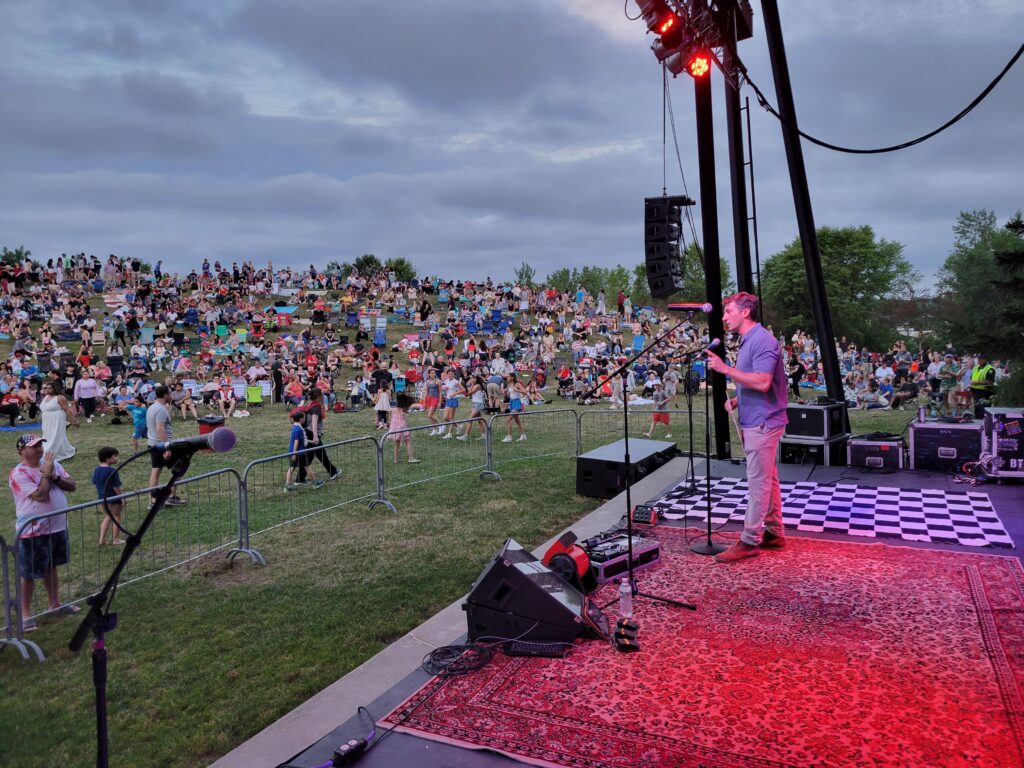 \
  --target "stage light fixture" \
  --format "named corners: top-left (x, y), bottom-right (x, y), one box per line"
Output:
top-left (665, 42), bottom-right (711, 78)
top-left (686, 52), bottom-right (711, 78)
